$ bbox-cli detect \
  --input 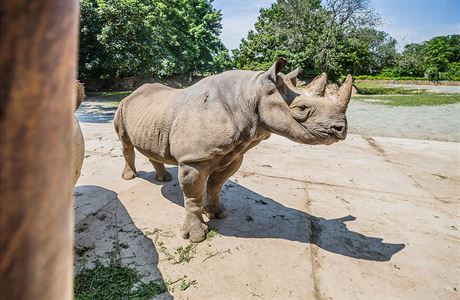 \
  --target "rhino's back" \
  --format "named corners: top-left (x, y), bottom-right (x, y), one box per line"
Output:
top-left (119, 83), bottom-right (179, 162)
top-left (117, 71), bottom-right (261, 164)
top-left (168, 72), bottom-right (261, 163)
